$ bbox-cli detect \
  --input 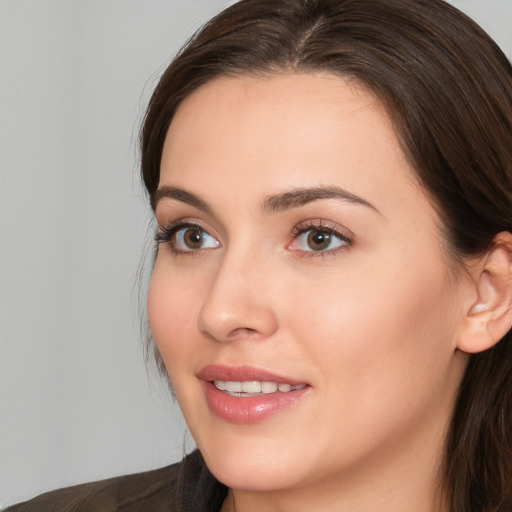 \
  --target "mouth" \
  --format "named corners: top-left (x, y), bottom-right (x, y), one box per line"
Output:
top-left (198, 365), bottom-right (310, 423)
